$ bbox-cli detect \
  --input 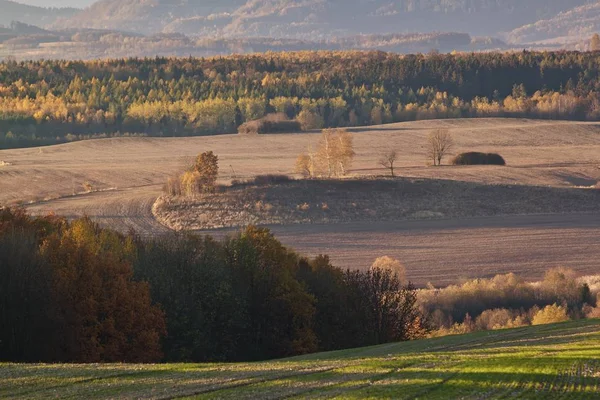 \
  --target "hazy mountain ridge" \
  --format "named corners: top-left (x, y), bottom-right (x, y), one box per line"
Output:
top-left (53, 0), bottom-right (594, 41)
top-left (0, 0), bottom-right (78, 28)
top-left (508, 3), bottom-right (600, 44)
